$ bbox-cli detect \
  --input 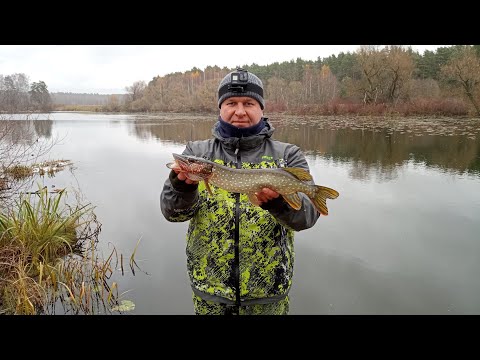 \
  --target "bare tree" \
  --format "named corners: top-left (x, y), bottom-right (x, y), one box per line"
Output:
top-left (441, 46), bottom-right (480, 116)
top-left (317, 65), bottom-right (340, 103)
top-left (0, 114), bottom-right (57, 209)
top-left (355, 45), bottom-right (387, 104)
top-left (125, 81), bottom-right (146, 102)
top-left (383, 45), bottom-right (415, 103)
top-left (266, 76), bottom-right (287, 105)
top-left (0, 73), bottom-right (30, 112)
top-left (409, 78), bottom-right (441, 99)
top-left (105, 95), bottom-right (121, 112)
